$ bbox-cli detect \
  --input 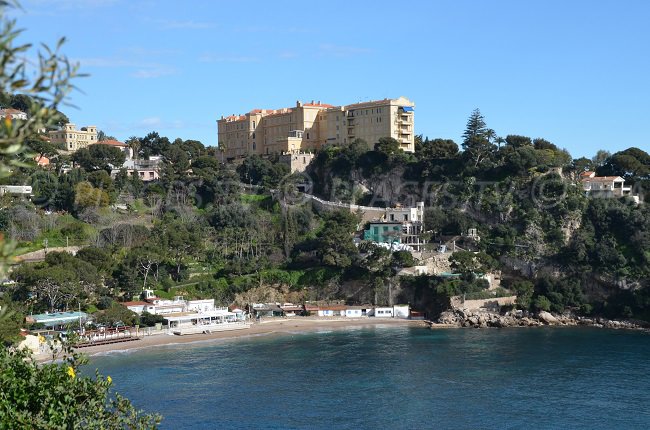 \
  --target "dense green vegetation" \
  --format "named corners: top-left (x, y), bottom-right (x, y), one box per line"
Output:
top-left (303, 109), bottom-right (650, 320)
top-left (2, 103), bottom-right (649, 347)
top-left (0, 2), bottom-right (161, 427)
